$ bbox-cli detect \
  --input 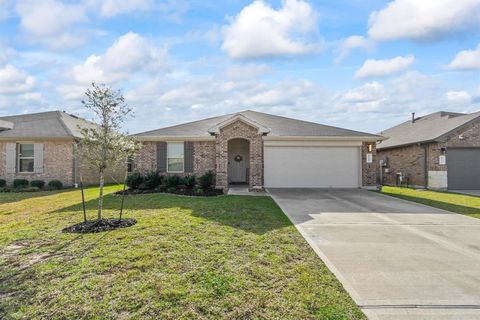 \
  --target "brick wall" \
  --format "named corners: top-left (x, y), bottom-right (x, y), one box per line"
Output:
top-left (377, 144), bottom-right (427, 187)
top-left (361, 142), bottom-right (377, 186)
top-left (0, 140), bottom-right (75, 186)
top-left (193, 141), bottom-right (216, 174)
top-left (133, 140), bottom-right (216, 176)
top-left (215, 120), bottom-right (263, 190)
top-left (134, 141), bottom-right (157, 172)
